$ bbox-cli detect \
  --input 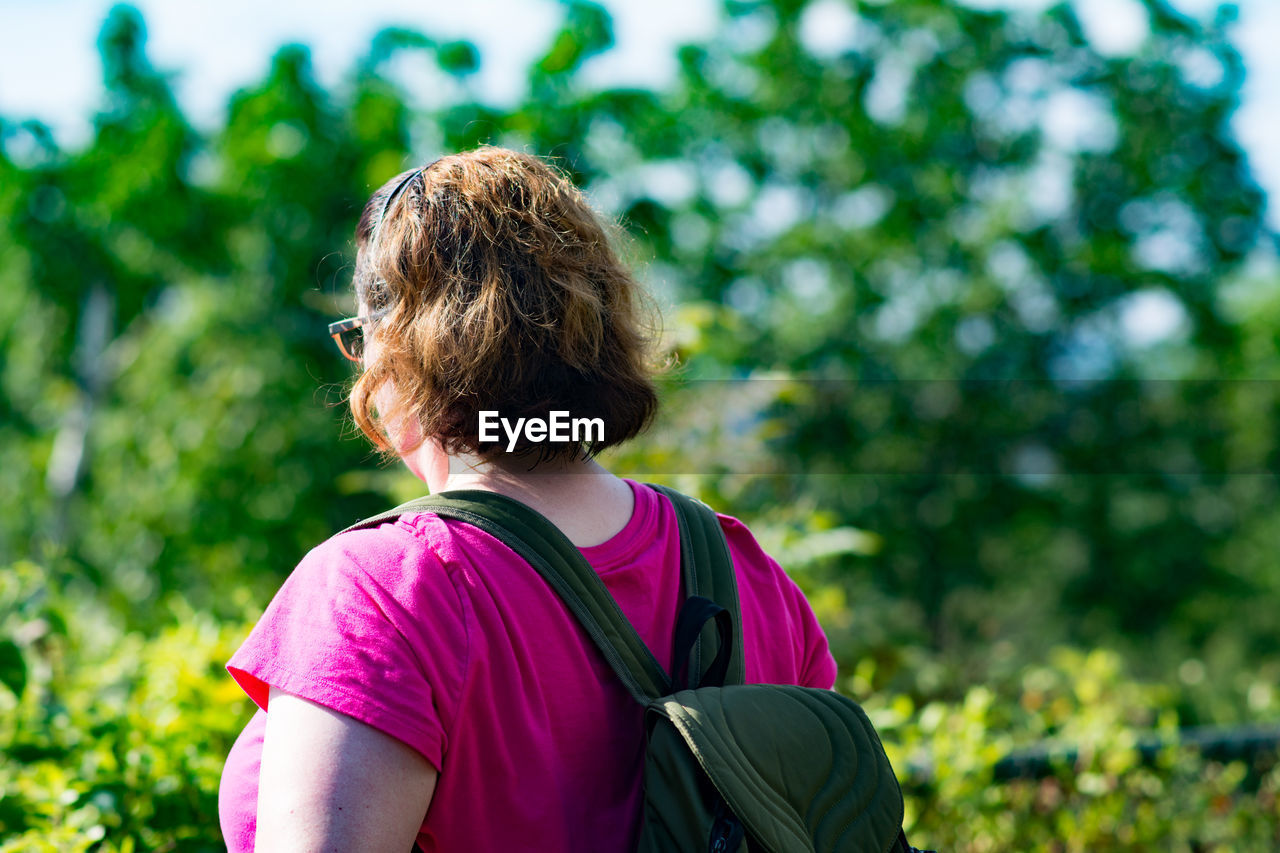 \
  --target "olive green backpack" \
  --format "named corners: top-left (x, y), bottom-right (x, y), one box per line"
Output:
top-left (349, 485), bottom-right (927, 853)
